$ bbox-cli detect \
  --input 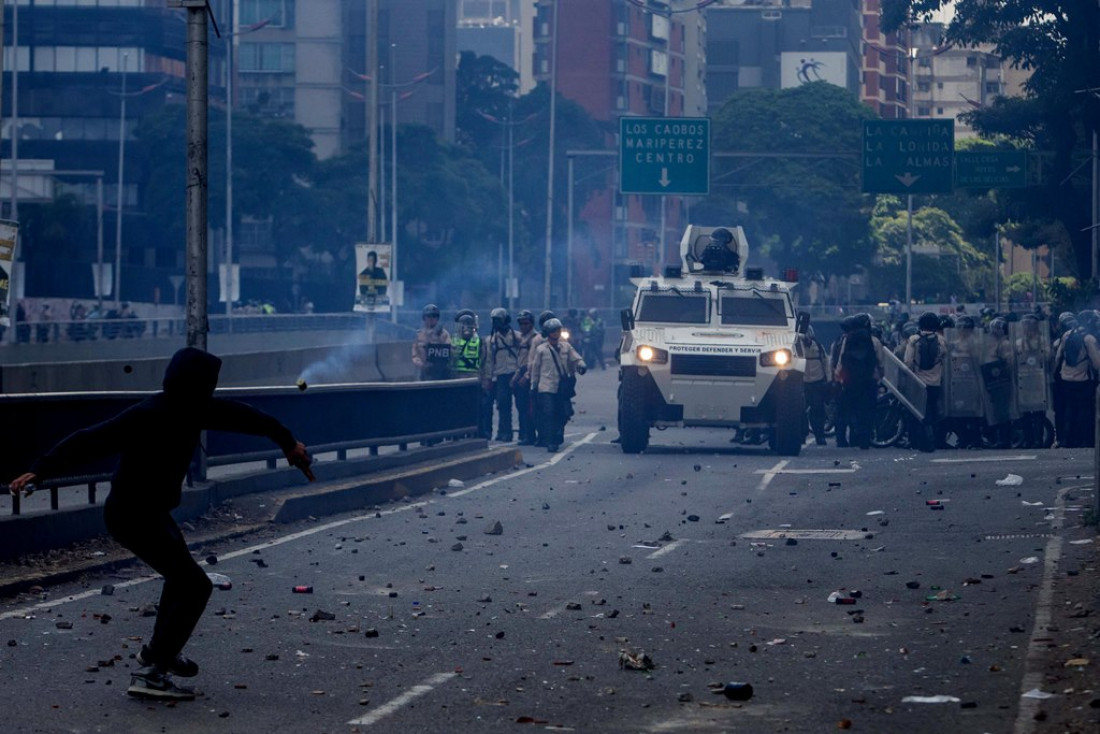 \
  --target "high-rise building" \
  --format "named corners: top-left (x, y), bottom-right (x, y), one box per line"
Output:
top-left (704, 0), bottom-right (863, 112)
top-left (1, 1), bottom-right (220, 299)
top-left (910, 22), bottom-right (1014, 140)
top-left (533, 0), bottom-right (694, 307)
top-left (457, 0), bottom-right (535, 95)
top-left (860, 0), bottom-right (909, 119)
